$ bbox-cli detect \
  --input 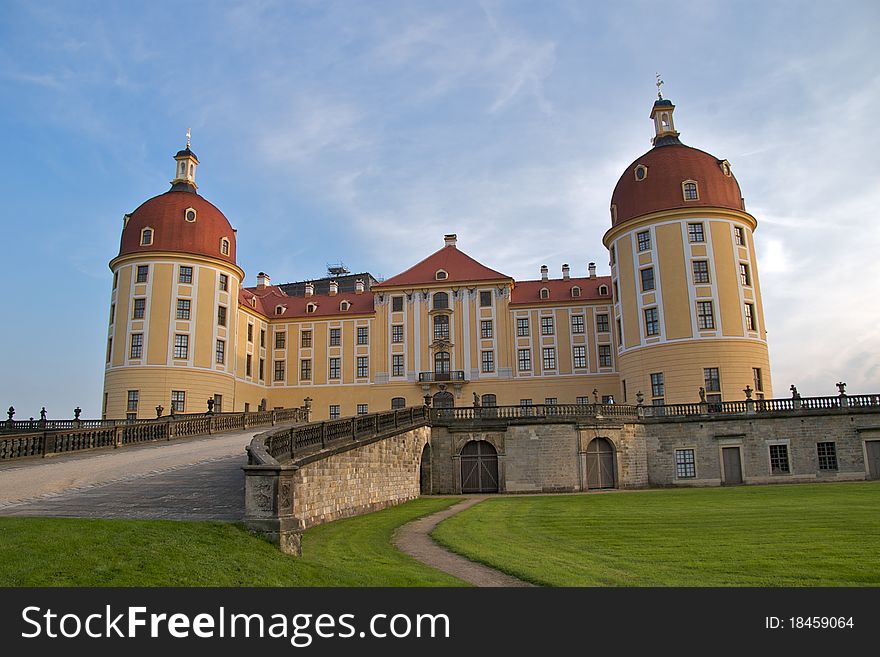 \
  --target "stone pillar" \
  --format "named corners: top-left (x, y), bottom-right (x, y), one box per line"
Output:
top-left (243, 463), bottom-right (302, 556)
